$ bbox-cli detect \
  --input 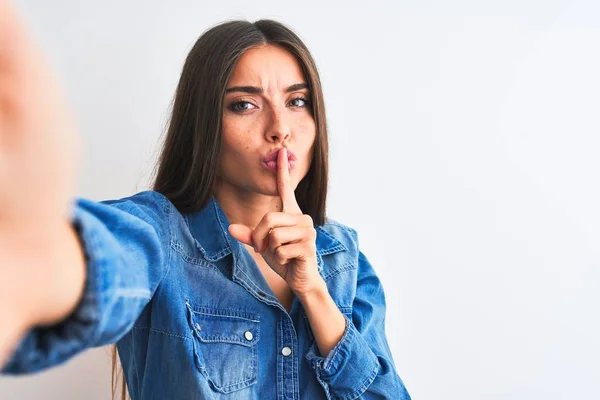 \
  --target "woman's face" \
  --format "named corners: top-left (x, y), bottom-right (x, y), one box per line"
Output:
top-left (218, 44), bottom-right (316, 198)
